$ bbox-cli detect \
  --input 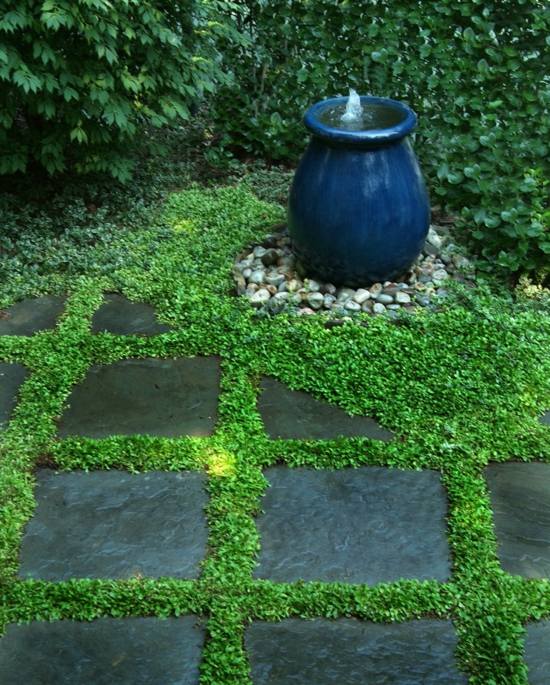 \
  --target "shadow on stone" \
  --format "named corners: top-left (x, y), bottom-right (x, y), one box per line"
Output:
top-left (246, 618), bottom-right (467, 684)
top-left (19, 470), bottom-right (208, 580)
top-left (525, 621), bottom-right (550, 685)
top-left (92, 293), bottom-right (171, 335)
top-left (0, 617), bottom-right (204, 685)
top-left (0, 296), bottom-right (65, 335)
top-left (485, 462), bottom-right (550, 578)
top-left (58, 357), bottom-right (220, 438)
top-left (0, 362), bottom-right (27, 430)
top-left (254, 466), bottom-right (451, 584)
top-left (258, 377), bottom-right (393, 441)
